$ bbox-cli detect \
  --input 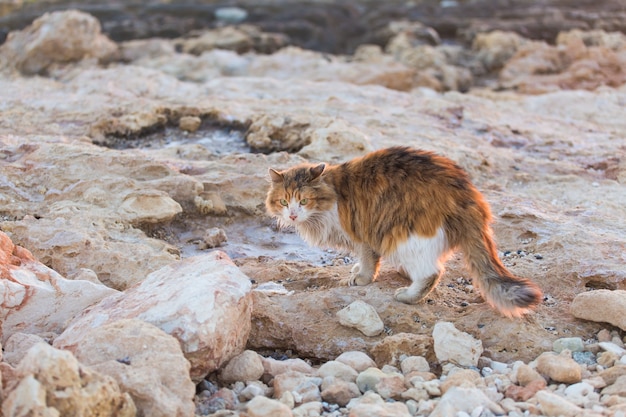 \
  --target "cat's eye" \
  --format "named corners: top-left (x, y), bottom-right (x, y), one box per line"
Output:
top-left (279, 199), bottom-right (288, 206)
top-left (299, 198), bottom-right (309, 205)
